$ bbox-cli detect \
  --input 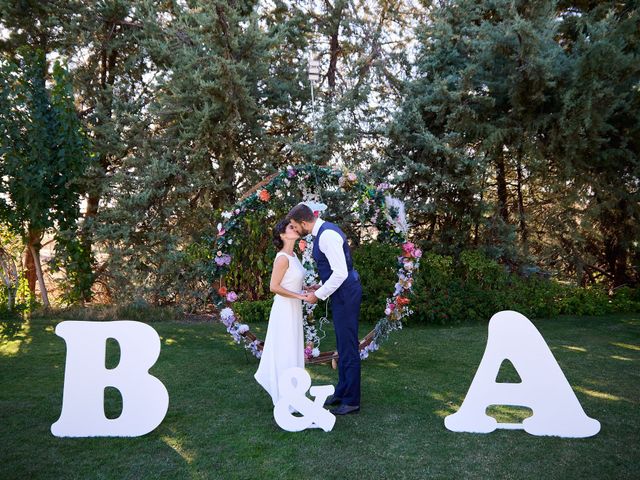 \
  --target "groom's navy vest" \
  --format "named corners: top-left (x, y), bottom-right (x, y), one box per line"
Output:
top-left (312, 222), bottom-right (357, 286)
